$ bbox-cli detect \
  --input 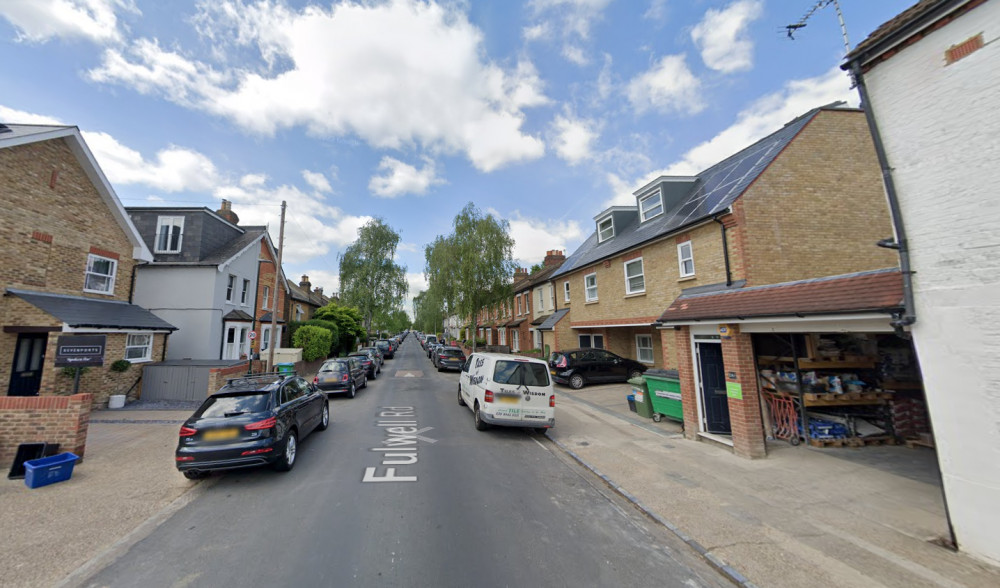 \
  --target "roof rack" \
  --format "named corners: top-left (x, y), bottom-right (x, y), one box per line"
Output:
top-left (224, 371), bottom-right (296, 386)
